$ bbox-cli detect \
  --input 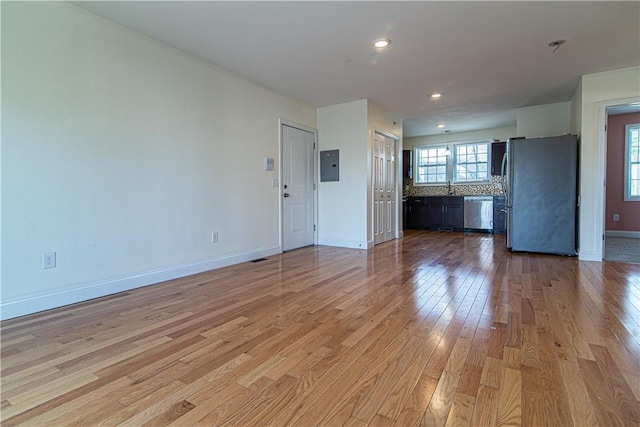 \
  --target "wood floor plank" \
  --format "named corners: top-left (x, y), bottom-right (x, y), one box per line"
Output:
top-left (1, 231), bottom-right (638, 427)
top-left (495, 367), bottom-right (521, 426)
top-left (444, 392), bottom-right (475, 427)
top-left (589, 344), bottom-right (640, 425)
top-left (521, 365), bottom-right (545, 427)
top-left (470, 384), bottom-right (499, 426)
top-left (559, 359), bottom-right (600, 427)
top-left (539, 358), bottom-right (575, 427)
top-left (421, 370), bottom-right (460, 427)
